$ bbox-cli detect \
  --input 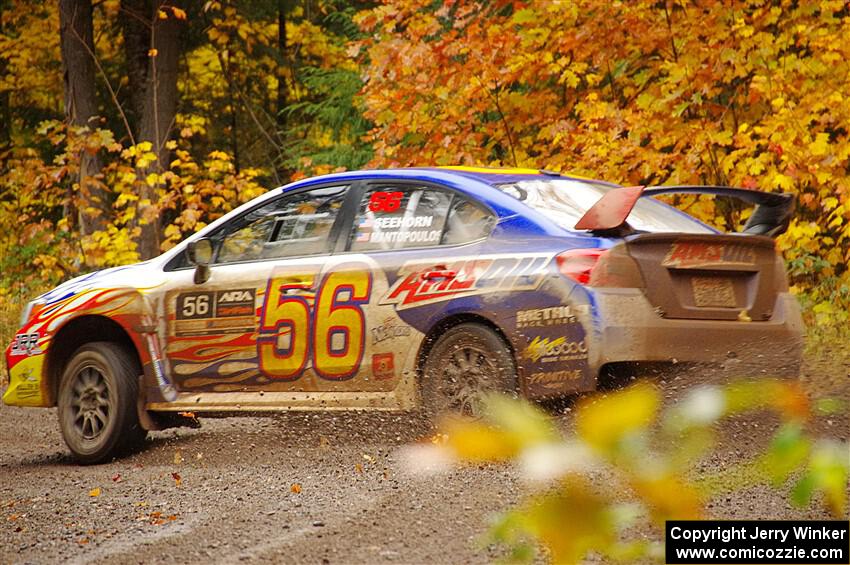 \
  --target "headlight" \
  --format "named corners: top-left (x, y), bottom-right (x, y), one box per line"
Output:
top-left (20, 299), bottom-right (46, 327)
